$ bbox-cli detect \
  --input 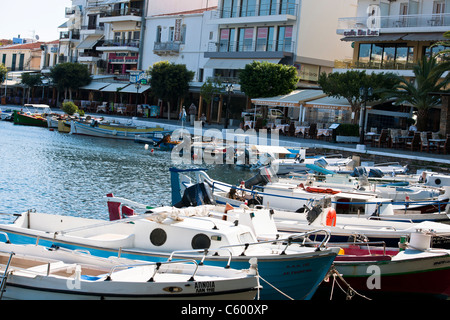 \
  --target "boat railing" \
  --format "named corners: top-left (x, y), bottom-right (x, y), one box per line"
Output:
top-left (218, 229), bottom-right (332, 257)
top-left (105, 259), bottom-right (201, 282)
top-left (167, 248), bottom-right (234, 269)
top-left (209, 179), bottom-right (450, 214)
